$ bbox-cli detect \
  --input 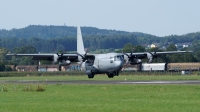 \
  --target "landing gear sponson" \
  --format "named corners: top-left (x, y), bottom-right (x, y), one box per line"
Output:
top-left (87, 71), bottom-right (119, 79)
